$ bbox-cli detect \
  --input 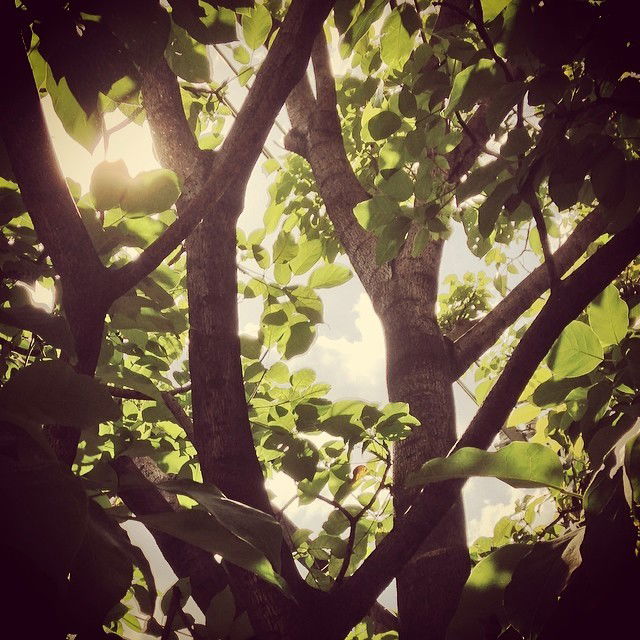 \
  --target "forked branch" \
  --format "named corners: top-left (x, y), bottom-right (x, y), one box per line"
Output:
top-left (453, 206), bottom-right (609, 376)
top-left (325, 215), bottom-right (640, 637)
